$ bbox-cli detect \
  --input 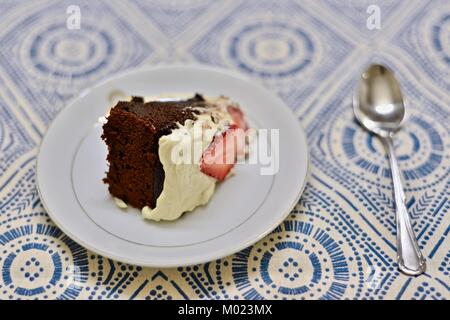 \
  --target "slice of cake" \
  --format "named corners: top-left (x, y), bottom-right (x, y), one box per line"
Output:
top-left (102, 94), bottom-right (249, 221)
